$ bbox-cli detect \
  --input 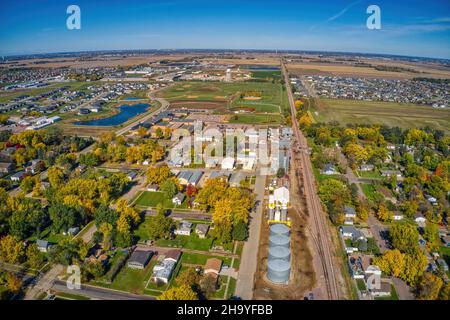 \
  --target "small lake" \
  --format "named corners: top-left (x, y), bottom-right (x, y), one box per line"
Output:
top-left (243, 65), bottom-right (281, 71)
top-left (75, 103), bottom-right (149, 126)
